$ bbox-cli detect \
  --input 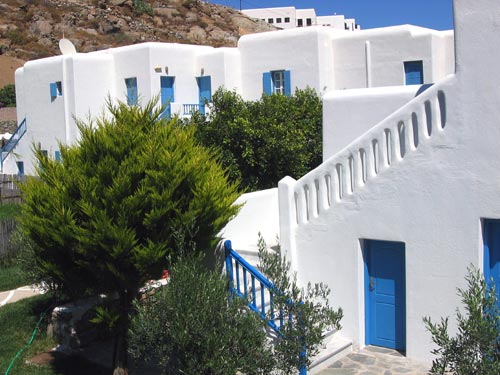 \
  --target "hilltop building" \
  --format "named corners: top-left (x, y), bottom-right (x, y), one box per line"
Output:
top-left (242, 7), bottom-right (360, 31)
top-left (8, 0), bottom-right (500, 369)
